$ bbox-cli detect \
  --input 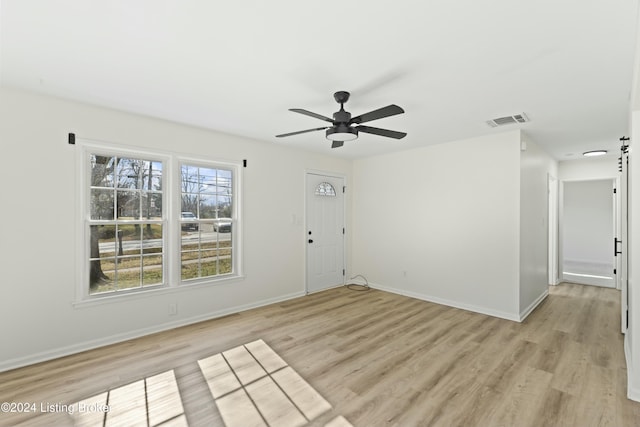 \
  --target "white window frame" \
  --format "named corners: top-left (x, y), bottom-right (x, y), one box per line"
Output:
top-left (176, 157), bottom-right (241, 285)
top-left (74, 140), bottom-right (243, 305)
